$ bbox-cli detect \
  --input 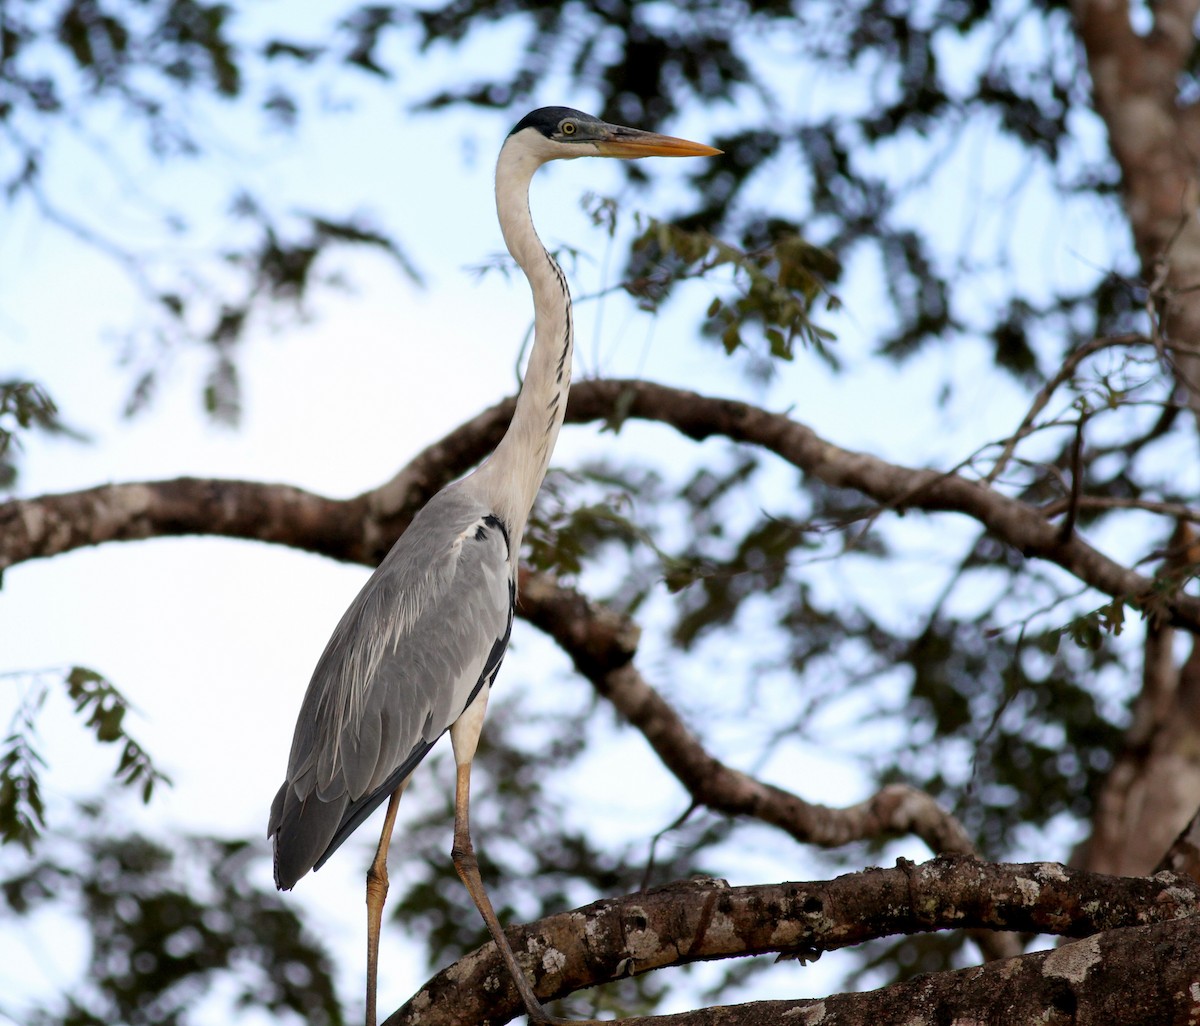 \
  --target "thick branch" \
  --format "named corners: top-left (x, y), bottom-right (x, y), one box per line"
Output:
top-left (363, 378), bottom-right (1200, 630)
top-left (6, 380), bottom-right (1195, 629)
top-left (0, 477), bottom-right (372, 569)
top-left (610, 918), bottom-right (1200, 1026)
top-left (382, 857), bottom-right (1200, 1026)
top-left (518, 572), bottom-right (976, 857)
top-left (4, 381), bottom-right (1192, 871)
top-left (0, 483), bottom-right (976, 865)
top-left (564, 381), bottom-right (1200, 630)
